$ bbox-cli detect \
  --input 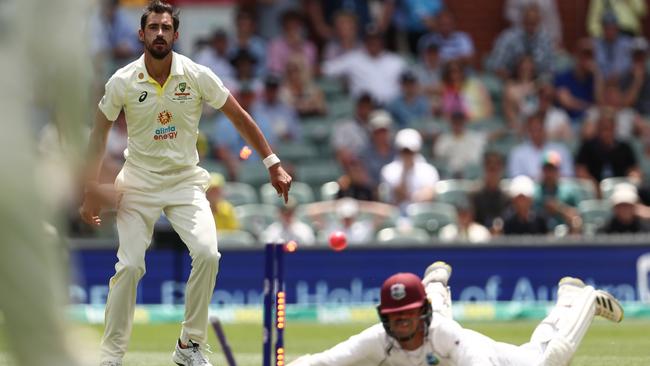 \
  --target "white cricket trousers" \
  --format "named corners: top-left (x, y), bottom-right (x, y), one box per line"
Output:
top-left (100, 163), bottom-right (221, 362)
